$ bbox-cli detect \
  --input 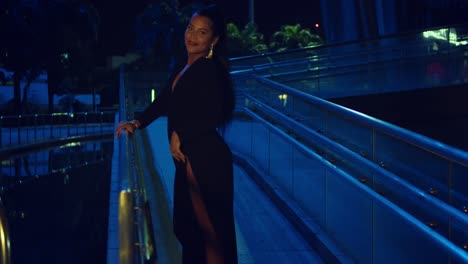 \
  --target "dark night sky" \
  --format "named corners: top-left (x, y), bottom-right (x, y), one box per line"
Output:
top-left (93, 0), bottom-right (321, 55)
